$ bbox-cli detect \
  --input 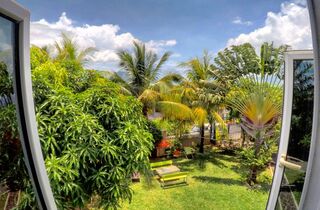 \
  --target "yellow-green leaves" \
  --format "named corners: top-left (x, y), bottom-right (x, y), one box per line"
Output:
top-left (228, 74), bottom-right (282, 135)
top-left (157, 101), bottom-right (194, 121)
